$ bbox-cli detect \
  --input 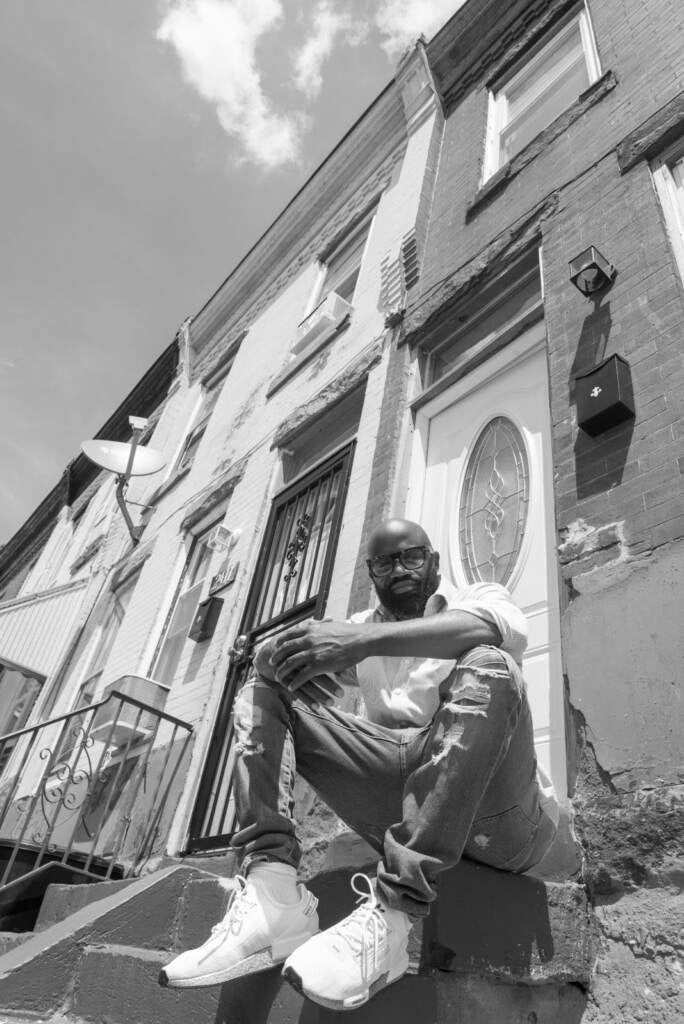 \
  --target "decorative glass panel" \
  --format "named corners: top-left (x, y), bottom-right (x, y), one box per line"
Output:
top-left (459, 417), bottom-right (529, 585)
